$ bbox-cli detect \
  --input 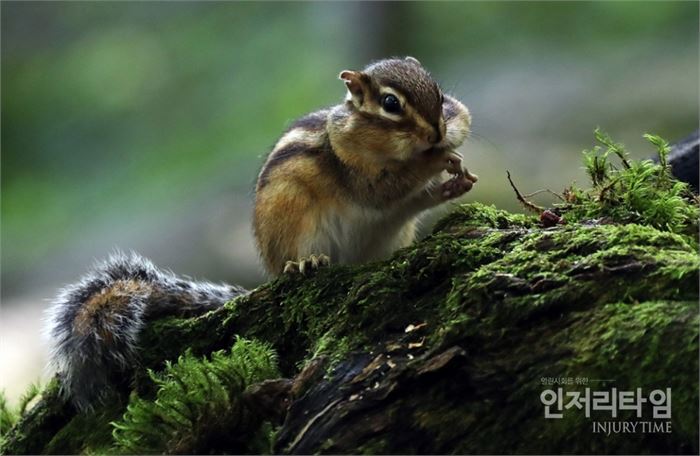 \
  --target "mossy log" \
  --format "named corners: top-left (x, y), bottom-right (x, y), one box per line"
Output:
top-left (2, 202), bottom-right (698, 455)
